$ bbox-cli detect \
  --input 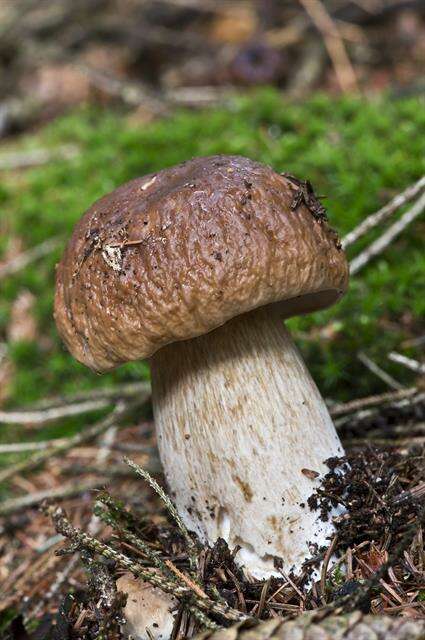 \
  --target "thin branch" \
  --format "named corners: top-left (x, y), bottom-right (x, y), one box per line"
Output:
top-left (298, 0), bottom-right (358, 93)
top-left (0, 435), bottom-right (156, 456)
top-left (388, 352), bottom-right (425, 375)
top-left (330, 387), bottom-right (418, 417)
top-left (164, 559), bottom-right (208, 600)
top-left (357, 352), bottom-right (404, 390)
top-left (335, 392), bottom-right (425, 431)
top-left (343, 175), bottom-right (425, 248)
top-left (0, 382), bottom-right (150, 425)
top-left (0, 145), bottom-right (78, 171)
top-left (0, 479), bottom-right (101, 516)
top-left (320, 535), bottom-right (338, 603)
top-left (31, 381), bottom-right (150, 410)
top-left (0, 398), bottom-right (112, 425)
top-left (343, 424), bottom-right (425, 447)
top-left (0, 438), bottom-right (70, 453)
top-left (350, 191), bottom-right (425, 274)
top-left (393, 481), bottom-right (425, 505)
top-left (0, 237), bottom-right (61, 279)
top-left (0, 400), bottom-right (139, 485)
